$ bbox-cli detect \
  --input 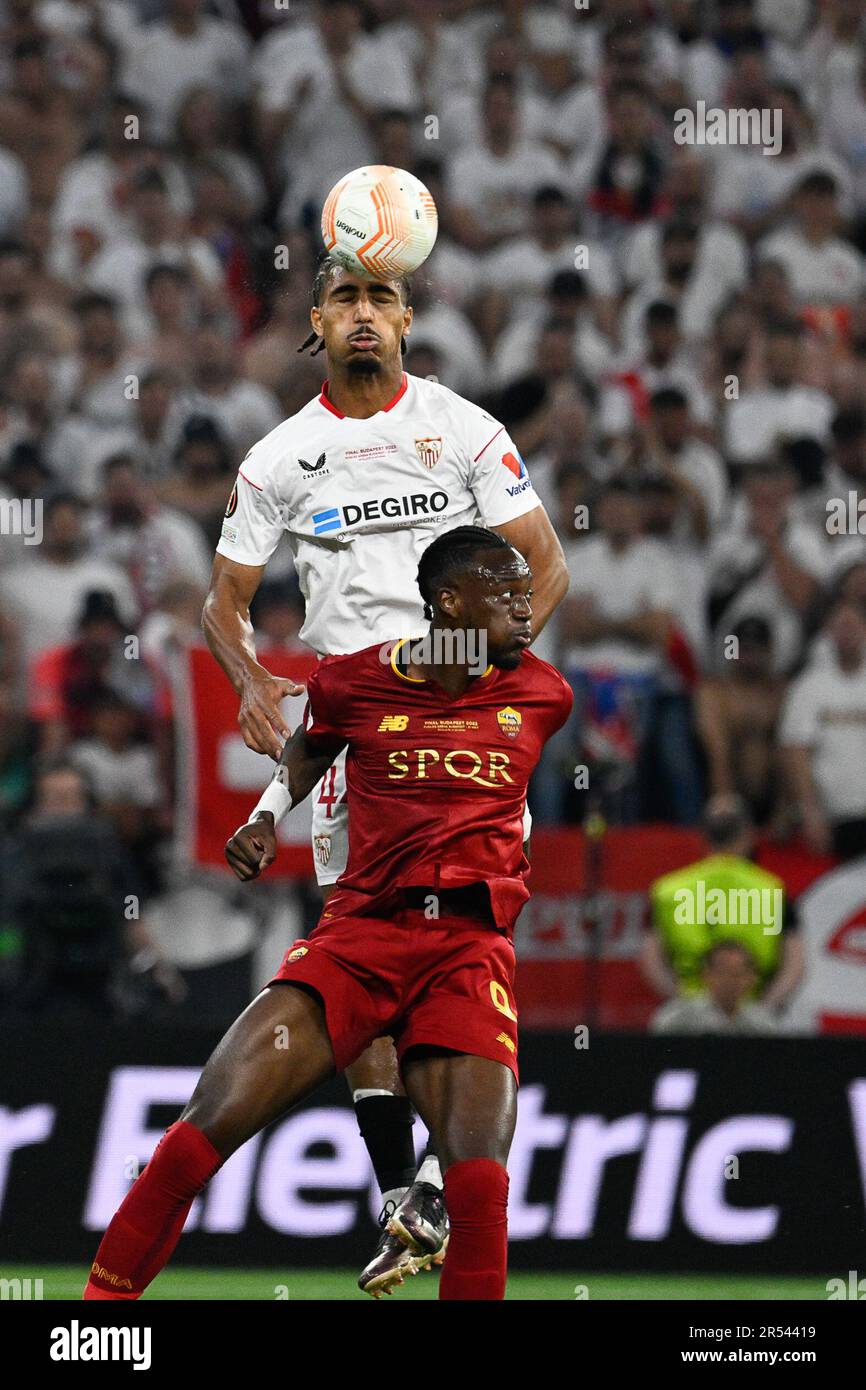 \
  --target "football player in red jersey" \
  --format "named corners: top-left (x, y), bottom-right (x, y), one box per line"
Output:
top-left (83, 527), bottom-right (572, 1302)
top-left (203, 254), bottom-right (568, 1291)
